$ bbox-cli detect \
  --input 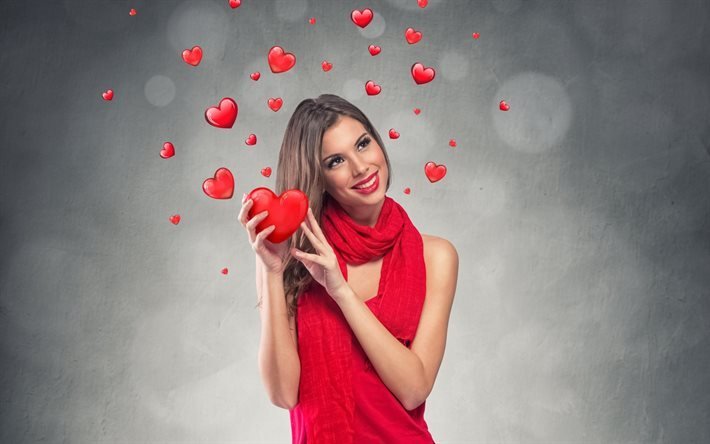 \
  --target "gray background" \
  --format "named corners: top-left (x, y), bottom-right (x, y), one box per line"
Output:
top-left (1, 0), bottom-right (709, 442)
